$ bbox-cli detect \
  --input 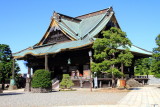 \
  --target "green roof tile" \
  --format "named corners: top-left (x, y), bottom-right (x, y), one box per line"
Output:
top-left (13, 8), bottom-right (152, 58)
top-left (61, 18), bottom-right (79, 34)
top-left (79, 13), bottom-right (106, 38)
